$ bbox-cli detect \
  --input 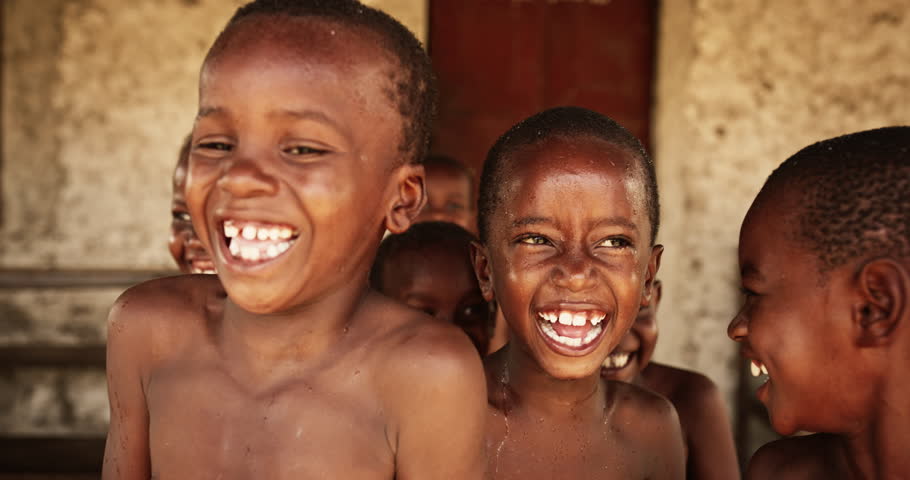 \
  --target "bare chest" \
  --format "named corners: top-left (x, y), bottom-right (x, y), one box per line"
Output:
top-left (145, 361), bottom-right (394, 480)
top-left (485, 408), bottom-right (657, 480)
